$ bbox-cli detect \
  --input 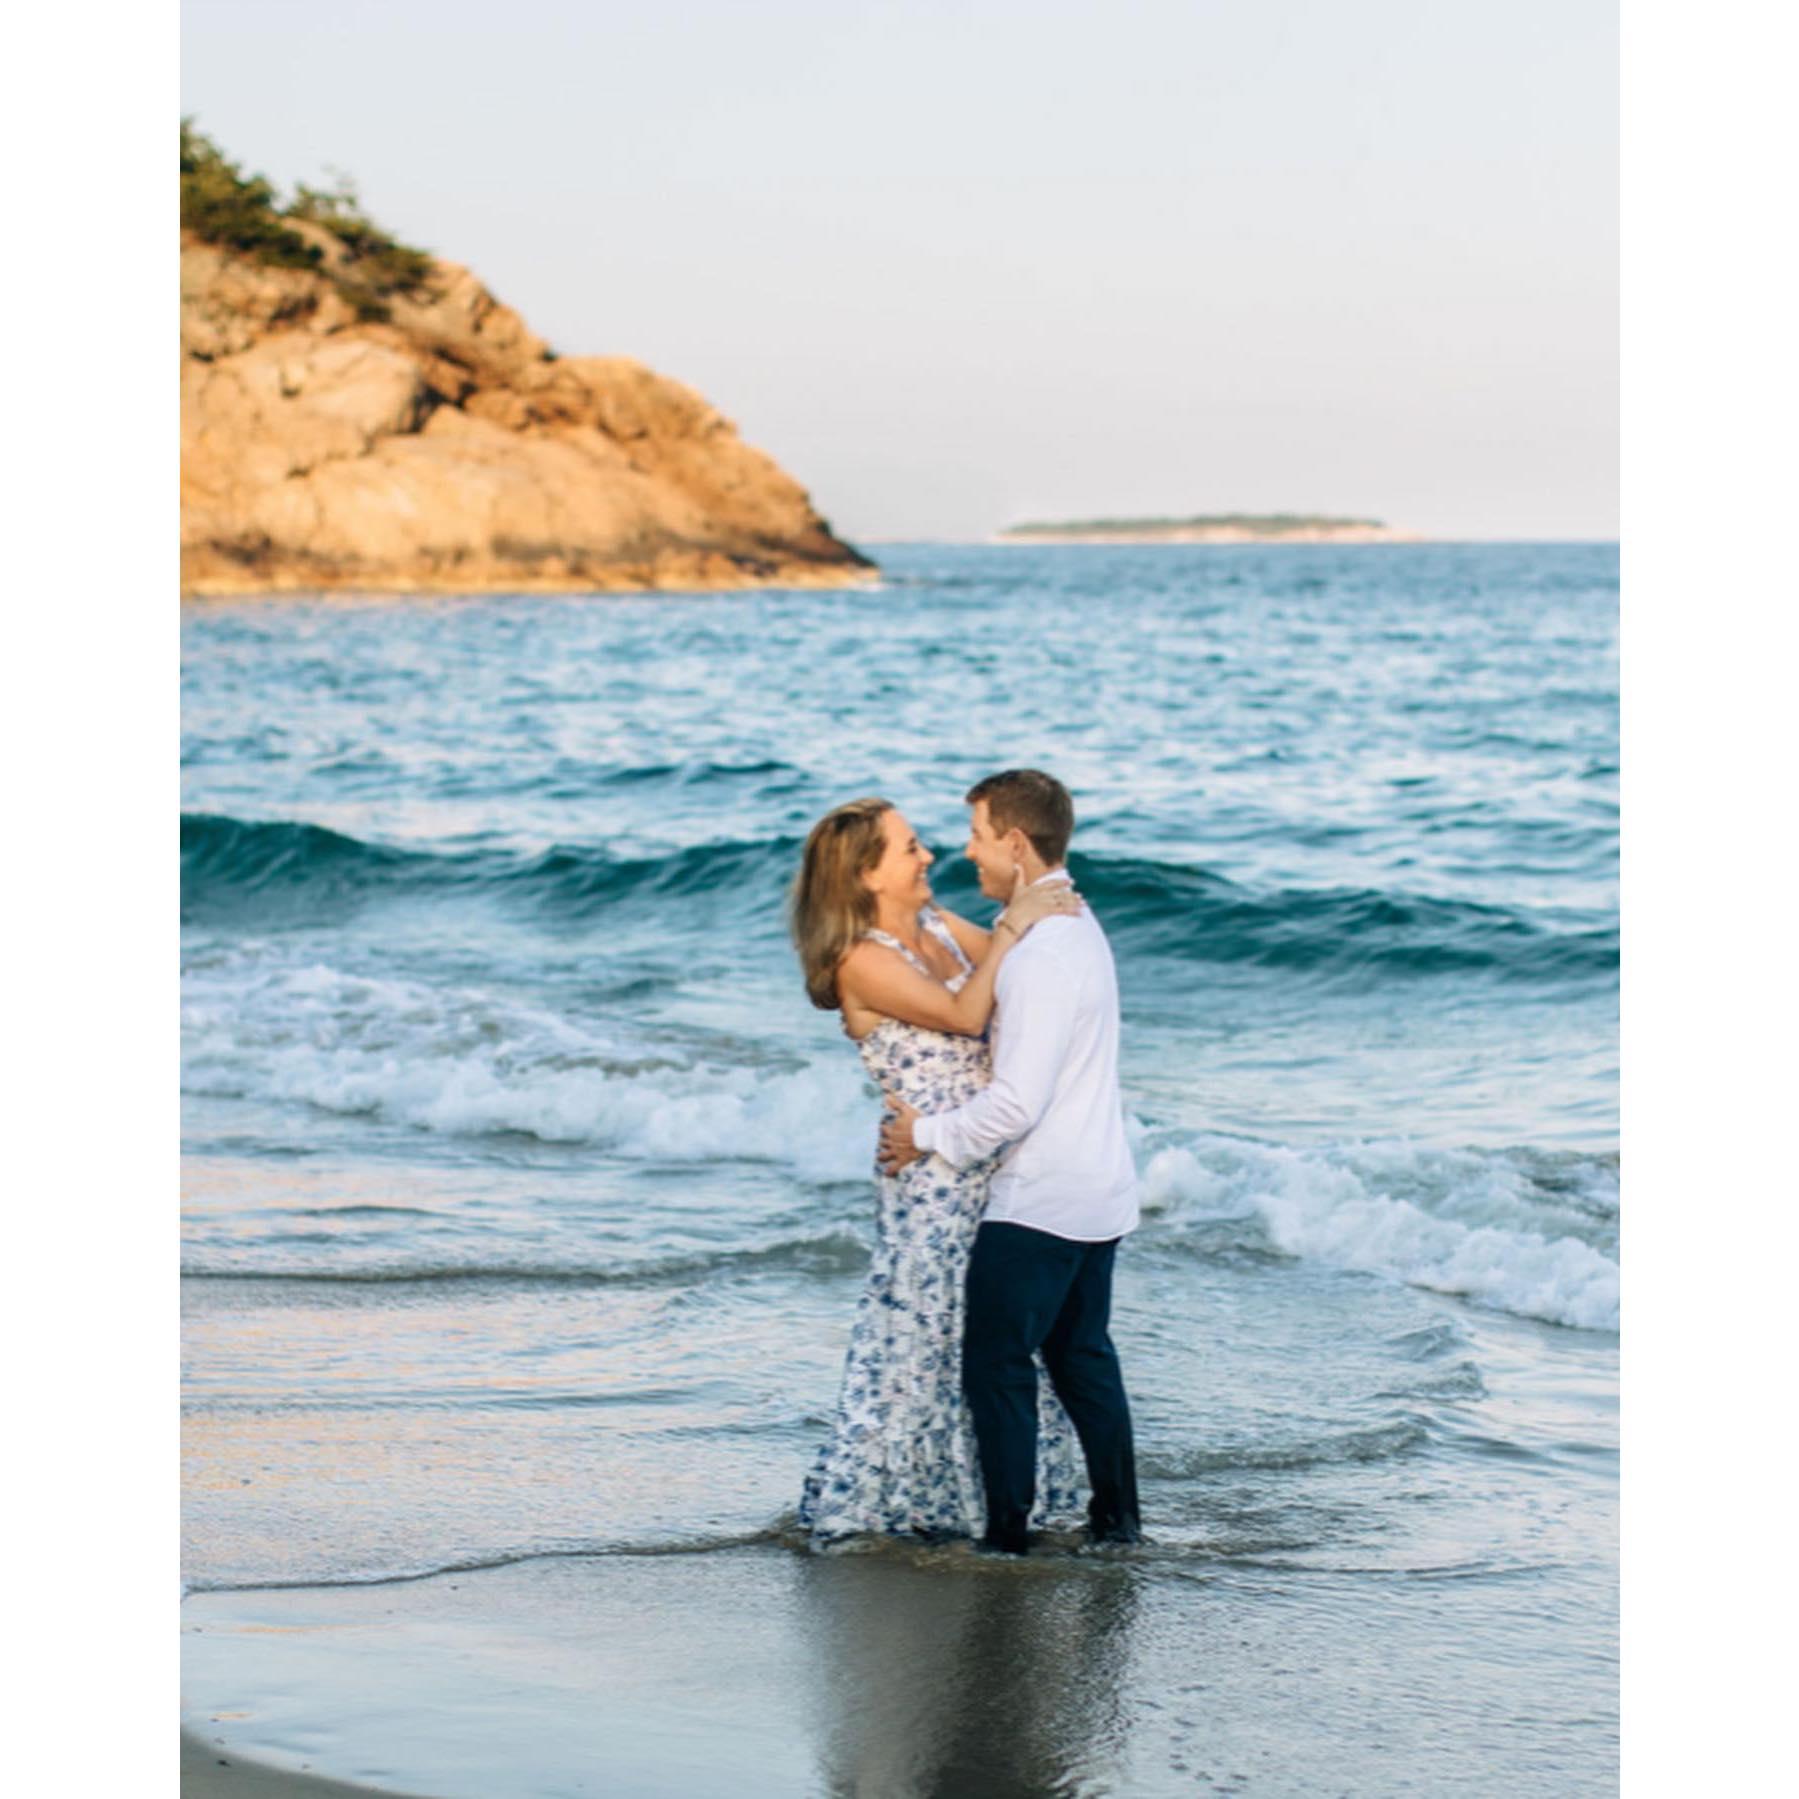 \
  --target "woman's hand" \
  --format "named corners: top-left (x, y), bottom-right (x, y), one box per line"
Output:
top-left (995, 870), bottom-right (1082, 940)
